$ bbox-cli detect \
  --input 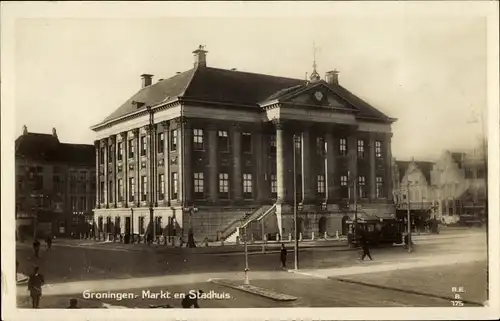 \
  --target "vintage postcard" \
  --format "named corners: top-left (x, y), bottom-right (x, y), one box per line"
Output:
top-left (1, 1), bottom-right (499, 320)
